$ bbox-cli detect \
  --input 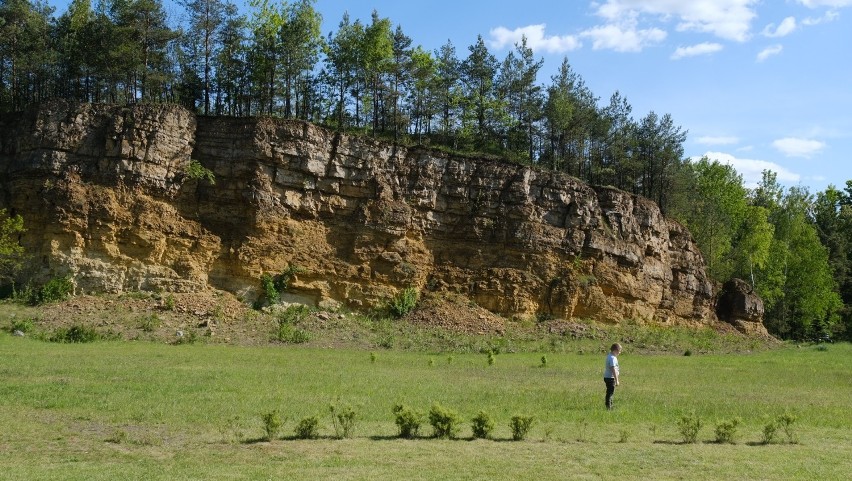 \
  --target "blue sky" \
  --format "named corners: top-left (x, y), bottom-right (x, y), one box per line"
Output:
top-left (311, 0), bottom-right (851, 194)
top-left (49, 0), bottom-right (852, 194)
